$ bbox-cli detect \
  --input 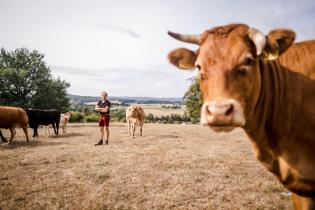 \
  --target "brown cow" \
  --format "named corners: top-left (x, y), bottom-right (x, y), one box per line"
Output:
top-left (0, 106), bottom-right (29, 143)
top-left (126, 105), bottom-right (145, 138)
top-left (167, 24), bottom-right (315, 210)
